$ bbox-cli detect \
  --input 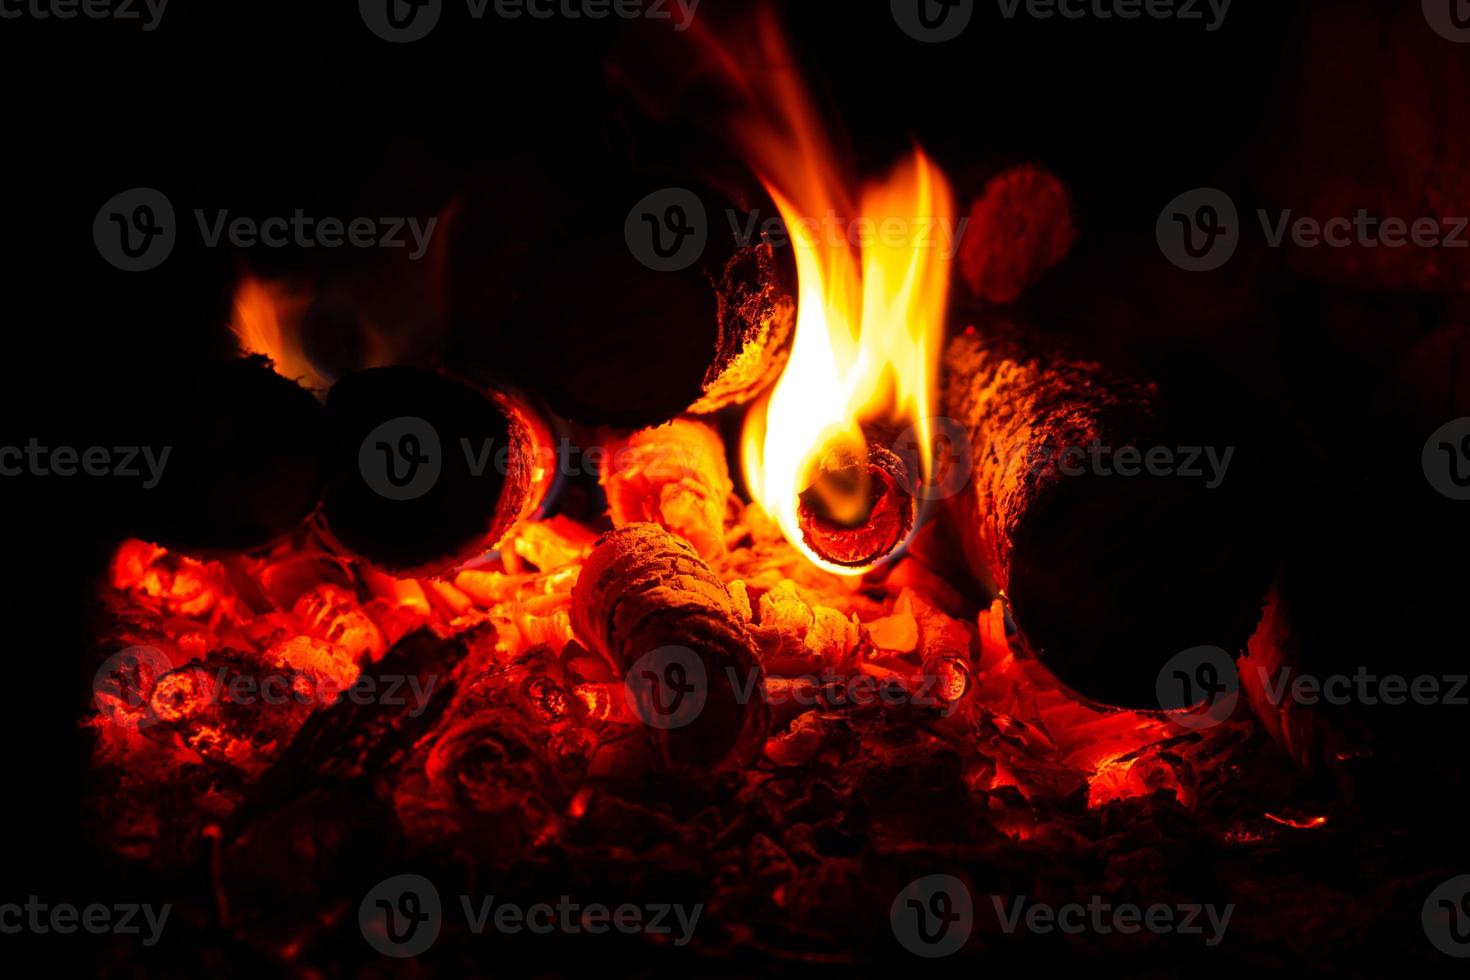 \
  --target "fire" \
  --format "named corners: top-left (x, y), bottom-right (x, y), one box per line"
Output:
top-left (726, 17), bottom-right (955, 574)
top-left (230, 277), bottom-right (325, 389)
top-left (230, 275), bottom-right (395, 390)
